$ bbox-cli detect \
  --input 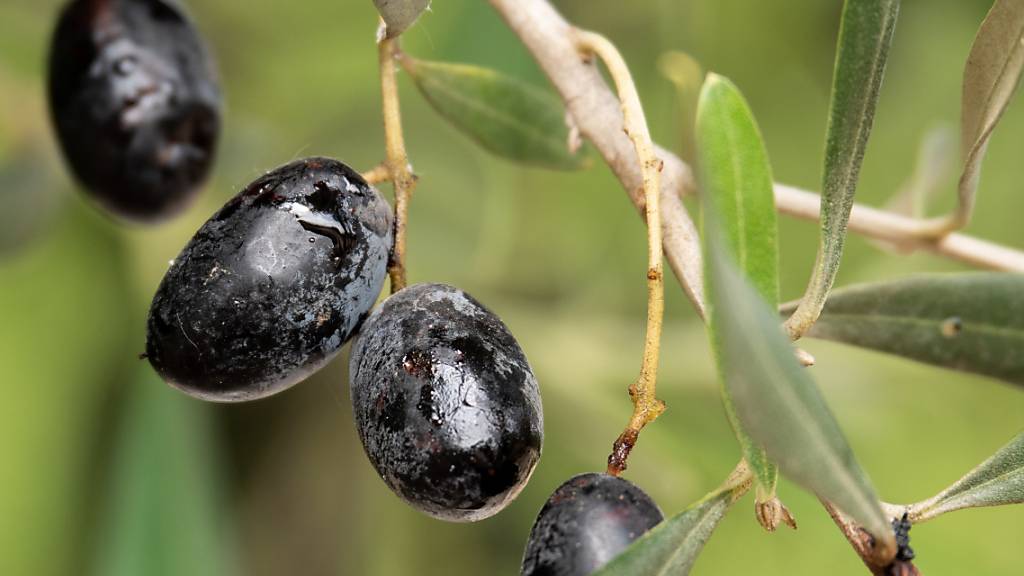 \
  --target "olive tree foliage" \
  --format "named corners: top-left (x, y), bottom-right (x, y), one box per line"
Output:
top-left (375, 0), bottom-right (1024, 574)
